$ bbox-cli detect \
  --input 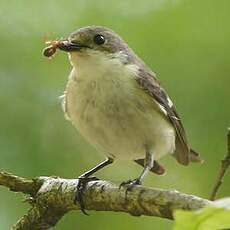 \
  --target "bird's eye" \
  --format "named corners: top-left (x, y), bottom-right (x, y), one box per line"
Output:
top-left (93, 34), bottom-right (105, 45)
